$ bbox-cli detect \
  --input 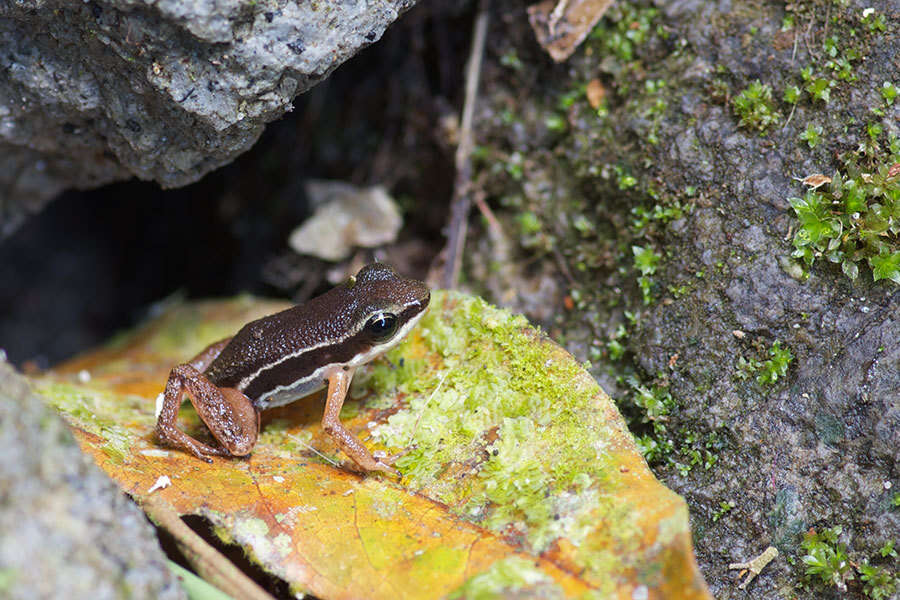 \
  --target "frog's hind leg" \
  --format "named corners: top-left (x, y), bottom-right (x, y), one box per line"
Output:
top-left (156, 364), bottom-right (259, 462)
